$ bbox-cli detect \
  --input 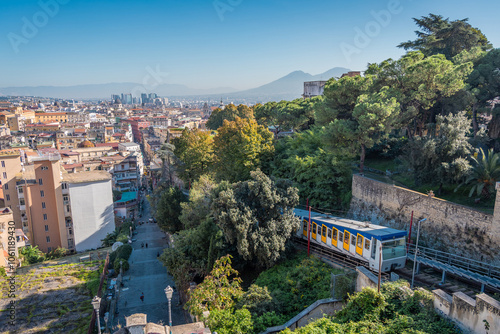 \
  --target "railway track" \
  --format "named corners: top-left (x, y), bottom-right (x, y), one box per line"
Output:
top-left (293, 237), bottom-right (390, 281)
top-left (294, 237), bottom-right (500, 298)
